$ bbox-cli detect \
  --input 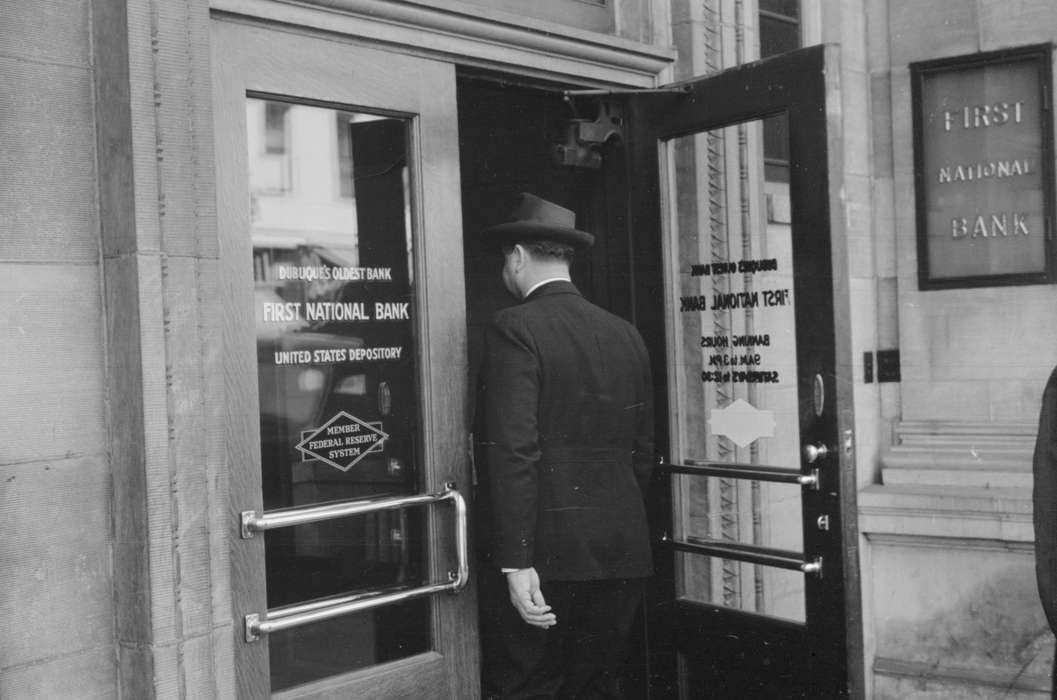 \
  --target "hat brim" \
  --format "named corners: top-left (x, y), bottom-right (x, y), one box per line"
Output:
top-left (482, 221), bottom-right (595, 251)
